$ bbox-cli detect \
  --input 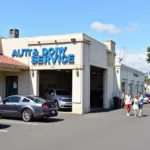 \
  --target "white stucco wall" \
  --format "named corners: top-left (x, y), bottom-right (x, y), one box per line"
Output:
top-left (115, 63), bottom-right (145, 98)
top-left (1, 33), bottom-right (84, 69)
